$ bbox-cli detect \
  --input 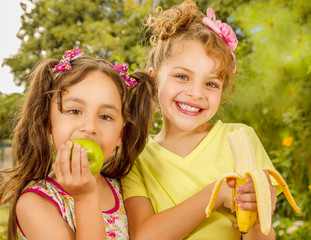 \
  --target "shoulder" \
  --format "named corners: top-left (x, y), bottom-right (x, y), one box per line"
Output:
top-left (16, 180), bottom-right (75, 239)
top-left (215, 121), bottom-right (256, 136)
top-left (216, 121), bottom-right (260, 141)
top-left (17, 191), bottom-right (58, 215)
top-left (16, 191), bottom-right (67, 238)
top-left (139, 135), bottom-right (163, 155)
top-left (16, 178), bottom-right (64, 221)
top-left (218, 120), bottom-right (251, 131)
